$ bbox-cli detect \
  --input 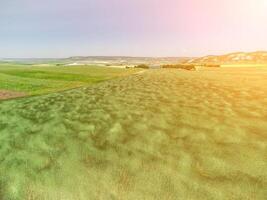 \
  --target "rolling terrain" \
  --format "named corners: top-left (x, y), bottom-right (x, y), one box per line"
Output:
top-left (0, 64), bottom-right (140, 99)
top-left (0, 57), bottom-right (193, 67)
top-left (188, 51), bottom-right (267, 65)
top-left (0, 67), bottom-right (266, 199)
